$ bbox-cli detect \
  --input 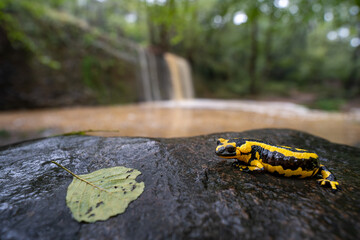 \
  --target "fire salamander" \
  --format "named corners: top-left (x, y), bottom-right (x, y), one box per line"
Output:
top-left (215, 138), bottom-right (340, 191)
